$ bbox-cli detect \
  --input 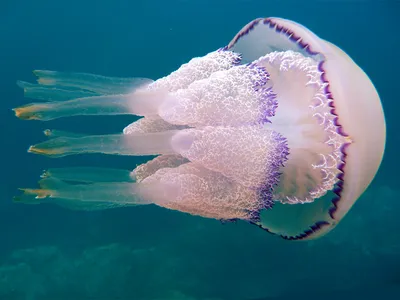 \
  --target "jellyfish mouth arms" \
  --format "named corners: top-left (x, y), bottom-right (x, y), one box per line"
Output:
top-left (226, 17), bottom-right (385, 240)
